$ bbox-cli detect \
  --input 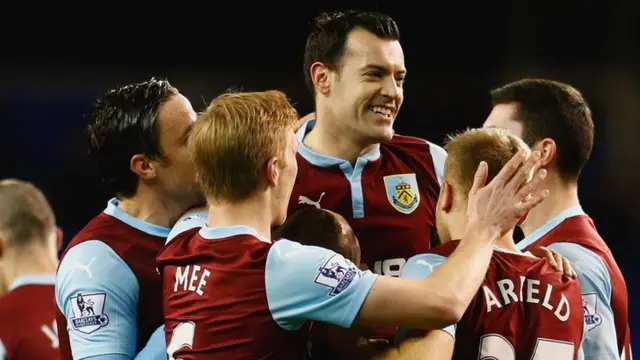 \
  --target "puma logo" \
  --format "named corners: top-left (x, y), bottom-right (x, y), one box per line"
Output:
top-left (416, 259), bottom-right (436, 273)
top-left (72, 257), bottom-right (96, 279)
top-left (298, 192), bottom-right (325, 209)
